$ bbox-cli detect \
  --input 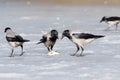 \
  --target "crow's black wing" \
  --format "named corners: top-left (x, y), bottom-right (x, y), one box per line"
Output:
top-left (15, 35), bottom-right (25, 42)
top-left (73, 33), bottom-right (104, 39)
top-left (6, 35), bottom-right (24, 42)
top-left (107, 17), bottom-right (120, 21)
top-left (16, 35), bottom-right (29, 42)
top-left (40, 35), bottom-right (47, 43)
top-left (73, 33), bottom-right (96, 39)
